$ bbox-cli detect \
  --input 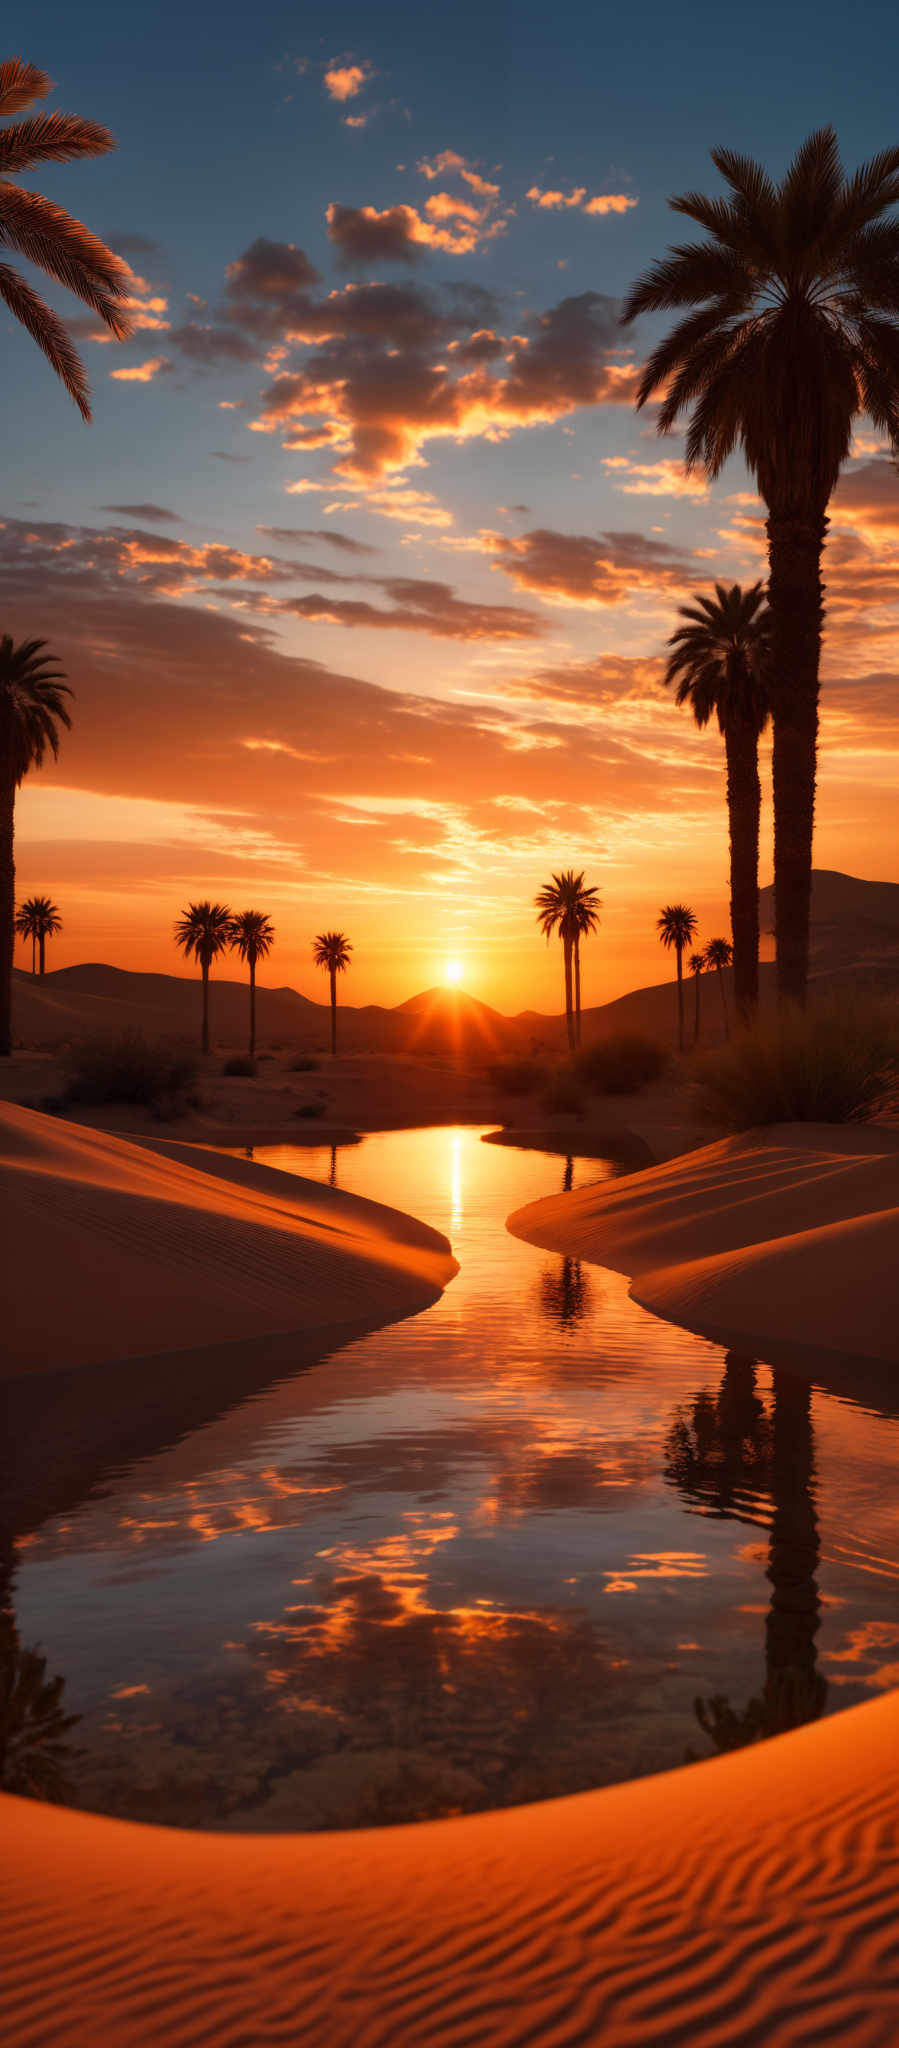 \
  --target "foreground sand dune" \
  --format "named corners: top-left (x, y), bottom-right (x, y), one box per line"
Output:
top-left (3, 1684), bottom-right (898, 2046)
top-left (509, 1122), bottom-right (899, 1368)
top-left (0, 1104), bottom-right (457, 1379)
